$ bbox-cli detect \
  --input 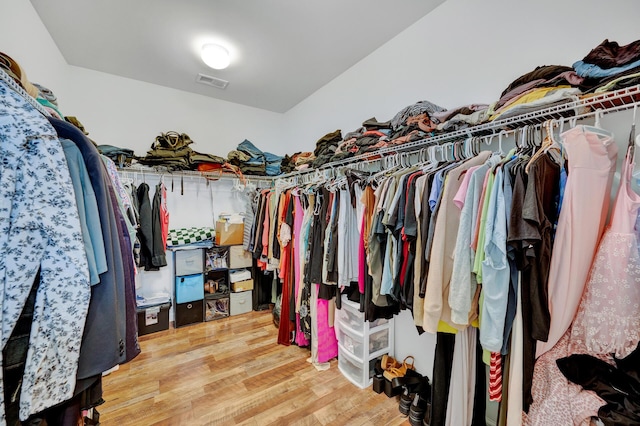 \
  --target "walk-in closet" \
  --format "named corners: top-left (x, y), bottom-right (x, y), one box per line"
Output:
top-left (2, 0), bottom-right (640, 425)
